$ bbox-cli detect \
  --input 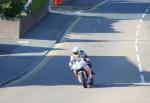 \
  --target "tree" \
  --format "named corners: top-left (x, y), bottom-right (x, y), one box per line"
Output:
top-left (0, 0), bottom-right (26, 18)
